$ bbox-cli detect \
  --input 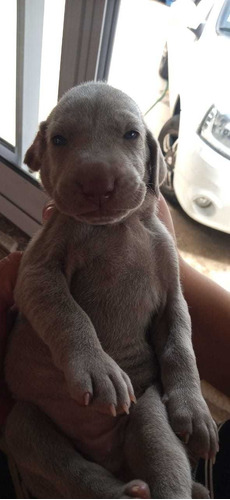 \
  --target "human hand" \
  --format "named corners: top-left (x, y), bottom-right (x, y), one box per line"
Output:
top-left (0, 251), bottom-right (23, 425)
top-left (42, 200), bottom-right (55, 221)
